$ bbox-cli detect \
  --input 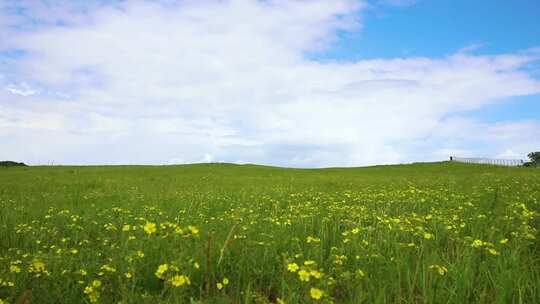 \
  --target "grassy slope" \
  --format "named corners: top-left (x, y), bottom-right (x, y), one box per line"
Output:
top-left (0, 162), bottom-right (539, 303)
